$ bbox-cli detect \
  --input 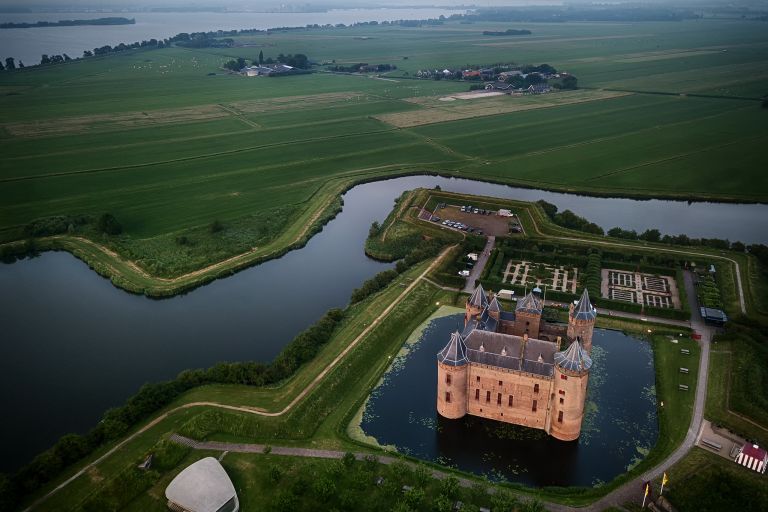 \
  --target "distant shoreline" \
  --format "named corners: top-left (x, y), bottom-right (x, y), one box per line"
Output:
top-left (0, 17), bottom-right (135, 29)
